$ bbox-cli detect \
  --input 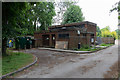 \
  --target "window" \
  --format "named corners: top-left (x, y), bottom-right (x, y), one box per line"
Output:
top-left (58, 34), bottom-right (69, 39)
top-left (77, 30), bottom-right (80, 35)
top-left (83, 33), bottom-right (86, 38)
top-left (91, 34), bottom-right (94, 36)
top-left (76, 24), bottom-right (85, 28)
top-left (91, 38), bottom-right (94, 43)
top-left (53, 36), bottom-right (55, 40)
top-left (91, 34), bottom-right (94, 38)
